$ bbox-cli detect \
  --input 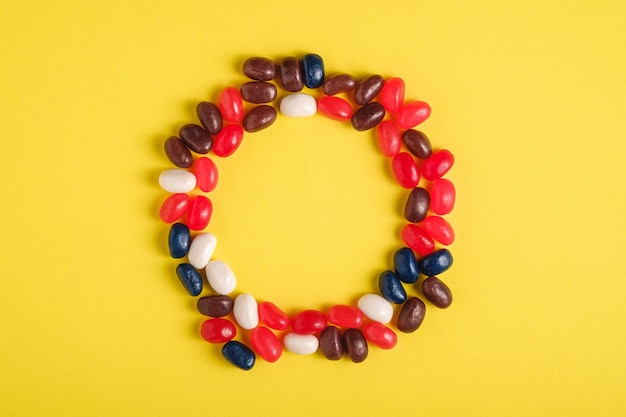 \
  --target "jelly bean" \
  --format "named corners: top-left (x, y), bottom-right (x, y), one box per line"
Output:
top-left (242, 105), bottom-right (277, 133)
top-left (179, 124), bottom-right (212, 154)
top-left (301, 53), bottom-right (325, 89)
top-left (418, 249), bottom-right (453, 276)
top-left (401, 224), bottom-right (435, 256)
top-left (357, 294), bottom-right (393, 324)
top-left (186, 195), bottom-right (212, 230)
top-left (250, 326), bottom-right (282, 362)
top-left (379, 77), bottom-right (405, 113)
top-left (391, 152), bottom-right (420, 189)
top-left (404, 187), bottom-right (430, 223)
top-left (351, 102), bottom-right (386, 131)
top-left (196, 102), bottom-right (223, 135)
top-left (240, 81), bottom-right (277, 104)
top-left (278, 57), bottom-right (303, 92)
top-left (423, 149), bottom-right (455, 181)
top-left (197, 295), bottom-right (234, 317)
top-left (164, 136), bottom-right (193, 168)
top-left (319, 326), bottom-right (344, 360)
top-left (355, 74), bottom-right (384, 105)
top-left (422, 216), bottom-right (455, 245)
top-left (396, 297), bottom-right (426, 333)
top-left (397, 101), bottom-right (431, 129)
top-left (363, 322), bottom-right (397, 349)
top-left (159, 169), bottom-right (197, 193)
top-left (279, 93), bottom-right (317, 117)
top-left (283, 333), bottom-right (319, 355)
top-left (200, 318), bottom-right (236, 343)
top-left (212, 124), bottom-right (244, 157)
top-left (194, 157), bottom-right (218, 192)
top-left (168, 222), bottom-right (190, 258)
top-left (379, 271), bottom-right (407, 304)
top-left (422, 276), bottom-right (453, 308)
top-left (317, 96), bottom-right (352, 121)
top-left (258, 301), bottom-right (290, 330)
top-left (187, 233), bottom-right (217, 269)
top-left (327, 305), bottom-right (363, 328)
top-left (430, 178), bottom-right (456, 215)
top-left (233, 293), bottom-right (259, 330)
top-left (377, 121), bottom-right (402, 157)
top-left (222, 340), bottom-right (255, 371)
top-left (205, 259), bottom-right (237, 295)
top-left (243, 57), bottom-right (276, 81)
top-left (402, 129), bottom-right (432, 159)
top-left (159, 193), bottom-right (189, 223)
top-left (343, 328), bottom-right (368, 363)
top-left (218, 87), bottom-right (244, 123)
top-left (292, 310), bottom-right (327, 335)
top-left (392, 248), bottom-right (417, 285)
top-left (322, 73), bottom-right (356, 95)
top-left (175, 263), bottom-right (203, 296)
